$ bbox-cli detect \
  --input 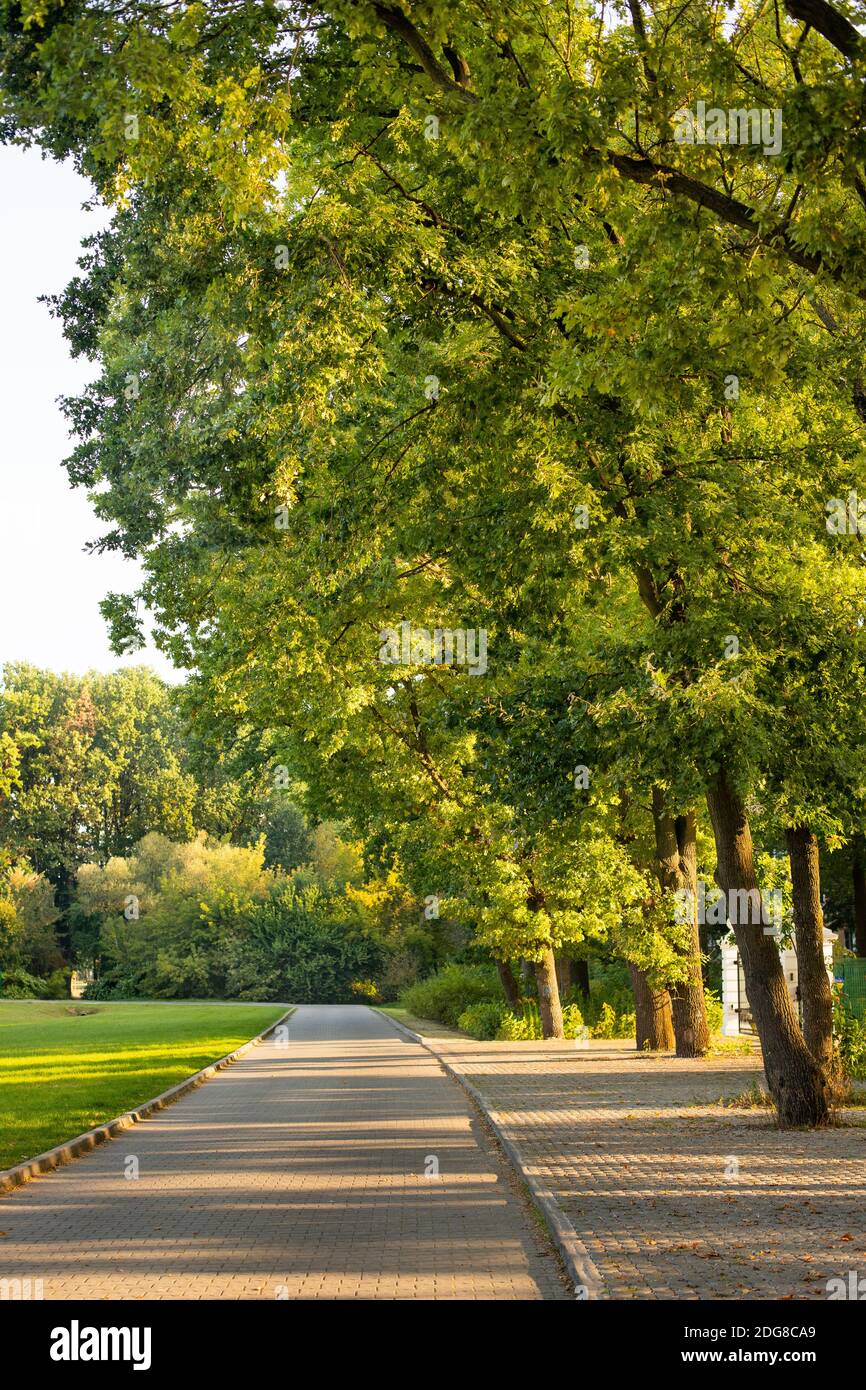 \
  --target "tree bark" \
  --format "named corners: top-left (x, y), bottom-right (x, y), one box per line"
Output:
top-left (852, 836), bottom-right (866, 957)
top-left (786, 826), bottom-right (835, 1076)
top-left (652, 791), bottom-right (710, 1058)
top-left (495, 957), bottom-right (521, 1010)
top-left (706, 769), bottom-right (830, 1126)
top-left (534, 946), bottom-right (565, 1039)
top-left (627, 962), bottom-right (675, 1049)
